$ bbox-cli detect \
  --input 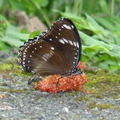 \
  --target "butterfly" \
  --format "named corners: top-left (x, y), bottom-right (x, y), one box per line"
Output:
top-left (18, 18), bottom-right (82, 84)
